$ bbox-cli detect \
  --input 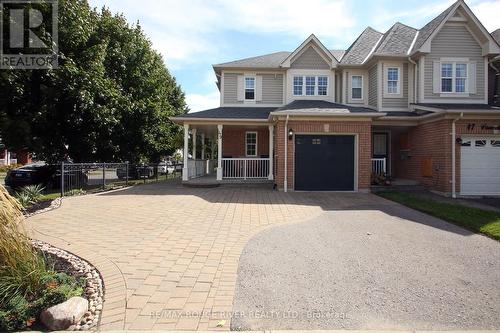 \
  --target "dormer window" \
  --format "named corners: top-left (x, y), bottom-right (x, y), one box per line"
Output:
top-left (244, 77), bottom-right (255, 100)
top-left (305, 76), bottom-right (316, 95)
